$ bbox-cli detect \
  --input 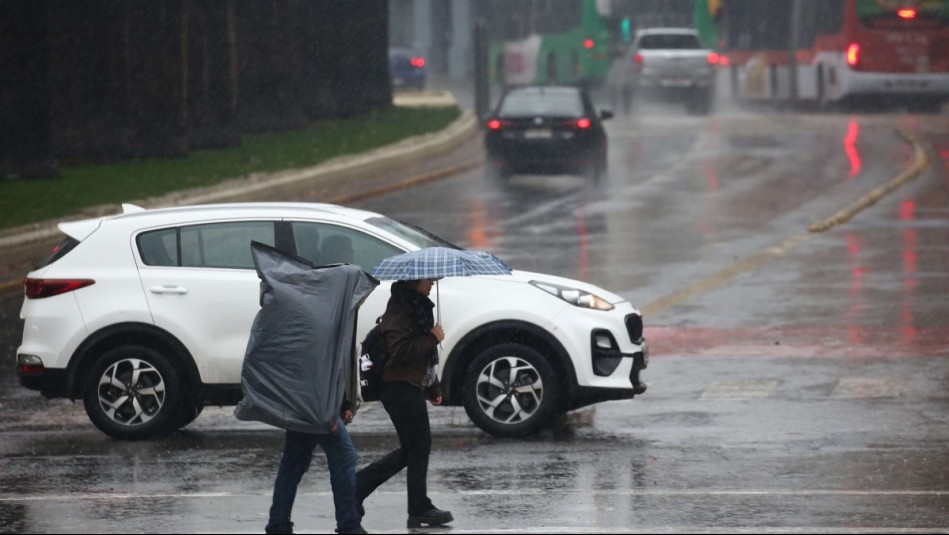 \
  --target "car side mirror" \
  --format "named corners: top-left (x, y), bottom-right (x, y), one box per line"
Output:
top-left (600, 110), bottom-right (614, 121)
